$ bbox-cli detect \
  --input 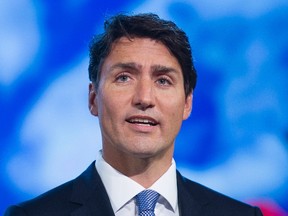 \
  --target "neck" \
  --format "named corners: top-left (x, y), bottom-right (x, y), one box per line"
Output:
top-left (102, 148), bottom-right (173, 188)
